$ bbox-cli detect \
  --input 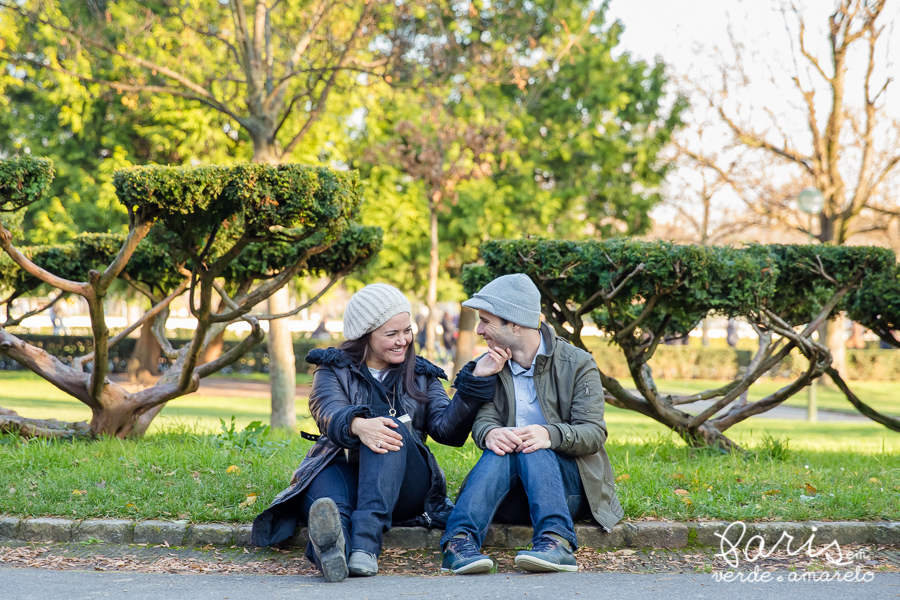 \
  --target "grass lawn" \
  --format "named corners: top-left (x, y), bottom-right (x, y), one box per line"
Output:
top-left (1, 371), bottom-right (898, 524)
top-left (657, 378), bottom-right (900, 416)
